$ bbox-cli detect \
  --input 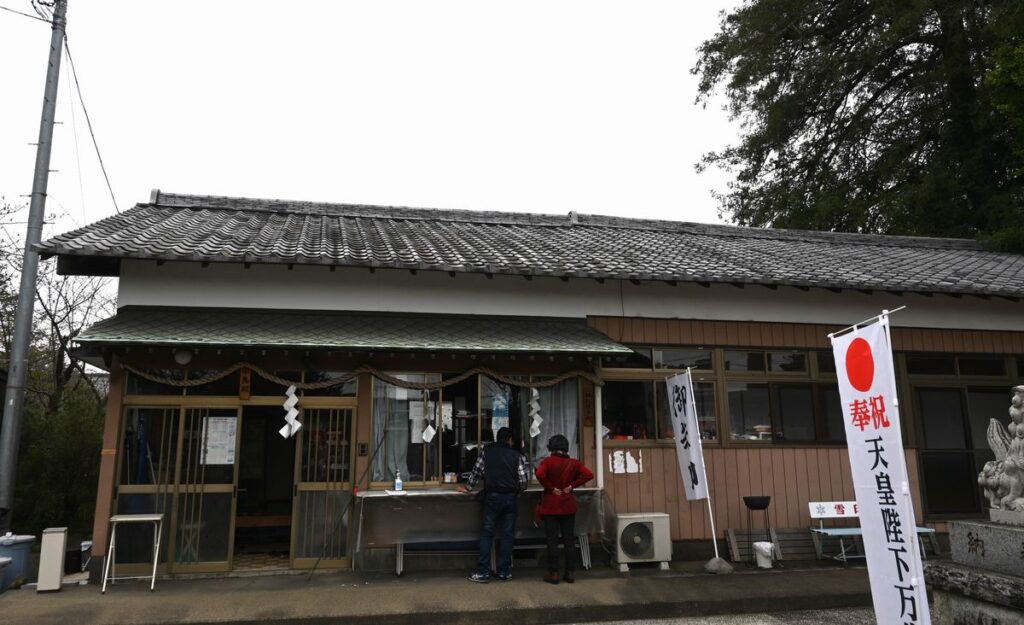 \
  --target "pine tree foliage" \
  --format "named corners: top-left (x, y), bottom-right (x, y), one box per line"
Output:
top-left (694, 0), bottom-right (1024, 247)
